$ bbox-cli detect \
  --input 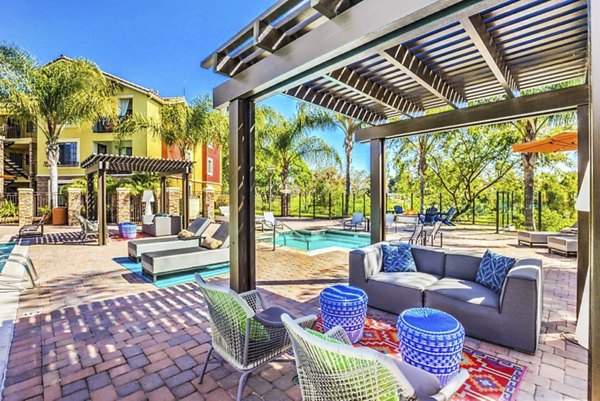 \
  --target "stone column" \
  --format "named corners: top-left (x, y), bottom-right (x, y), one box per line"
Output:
top-left (166, 187), bottom-right (180, 216)
top-left (116, 187), bottom-right (131, 223)
top-left (67, 188), bottom-right (82, 226)
top-left (18, 188), bottom-right (33, 226)
top-left (203, 186), bottom-right (215, 221)
top-left (0, 135), bottom-right (5, 198)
